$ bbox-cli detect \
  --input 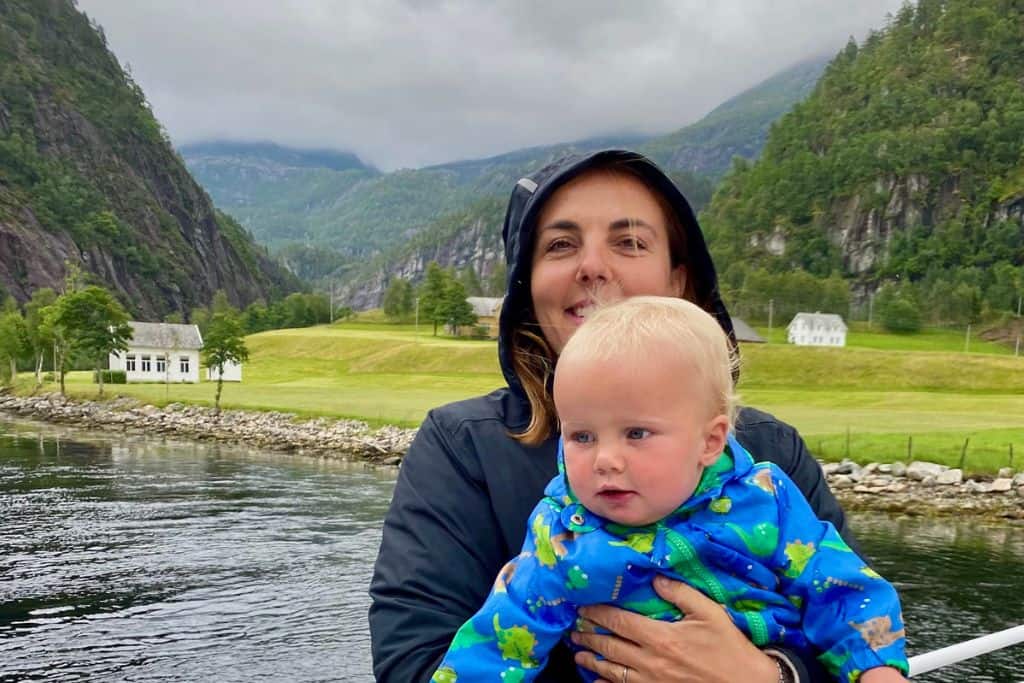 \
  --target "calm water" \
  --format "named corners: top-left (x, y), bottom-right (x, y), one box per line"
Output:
top-left (1, 417), bottom-right (1023, 682)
